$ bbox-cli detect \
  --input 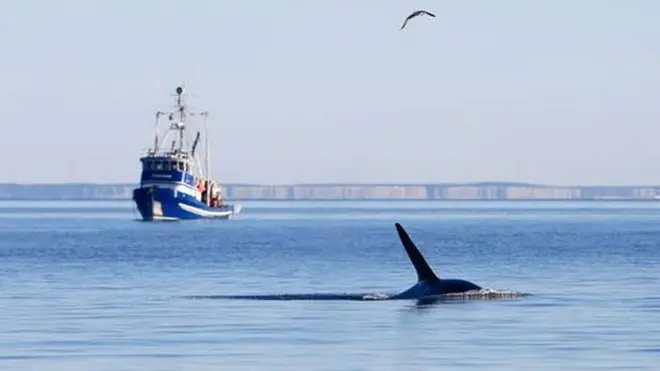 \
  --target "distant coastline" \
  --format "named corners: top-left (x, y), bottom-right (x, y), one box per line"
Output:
top-left (2, 182), bottom-right (660, 201)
